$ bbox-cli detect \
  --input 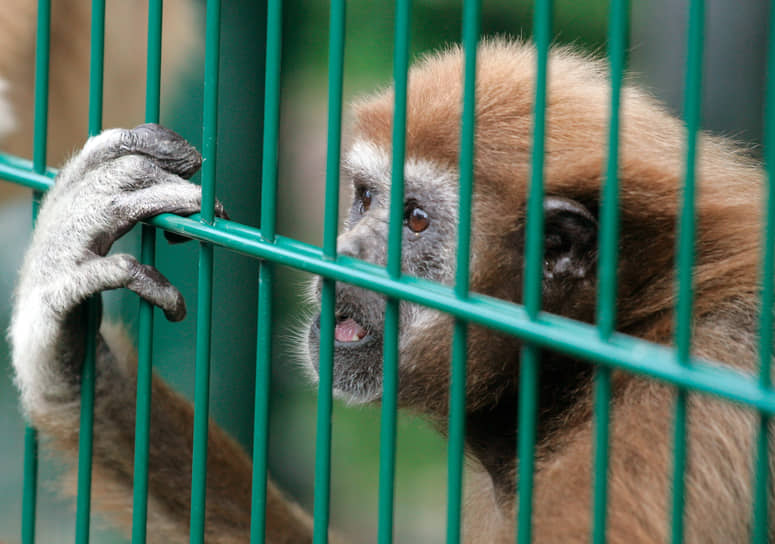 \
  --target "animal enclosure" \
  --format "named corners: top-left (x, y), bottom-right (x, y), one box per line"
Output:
top-left (0, 0), bottom-right (774, 543)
